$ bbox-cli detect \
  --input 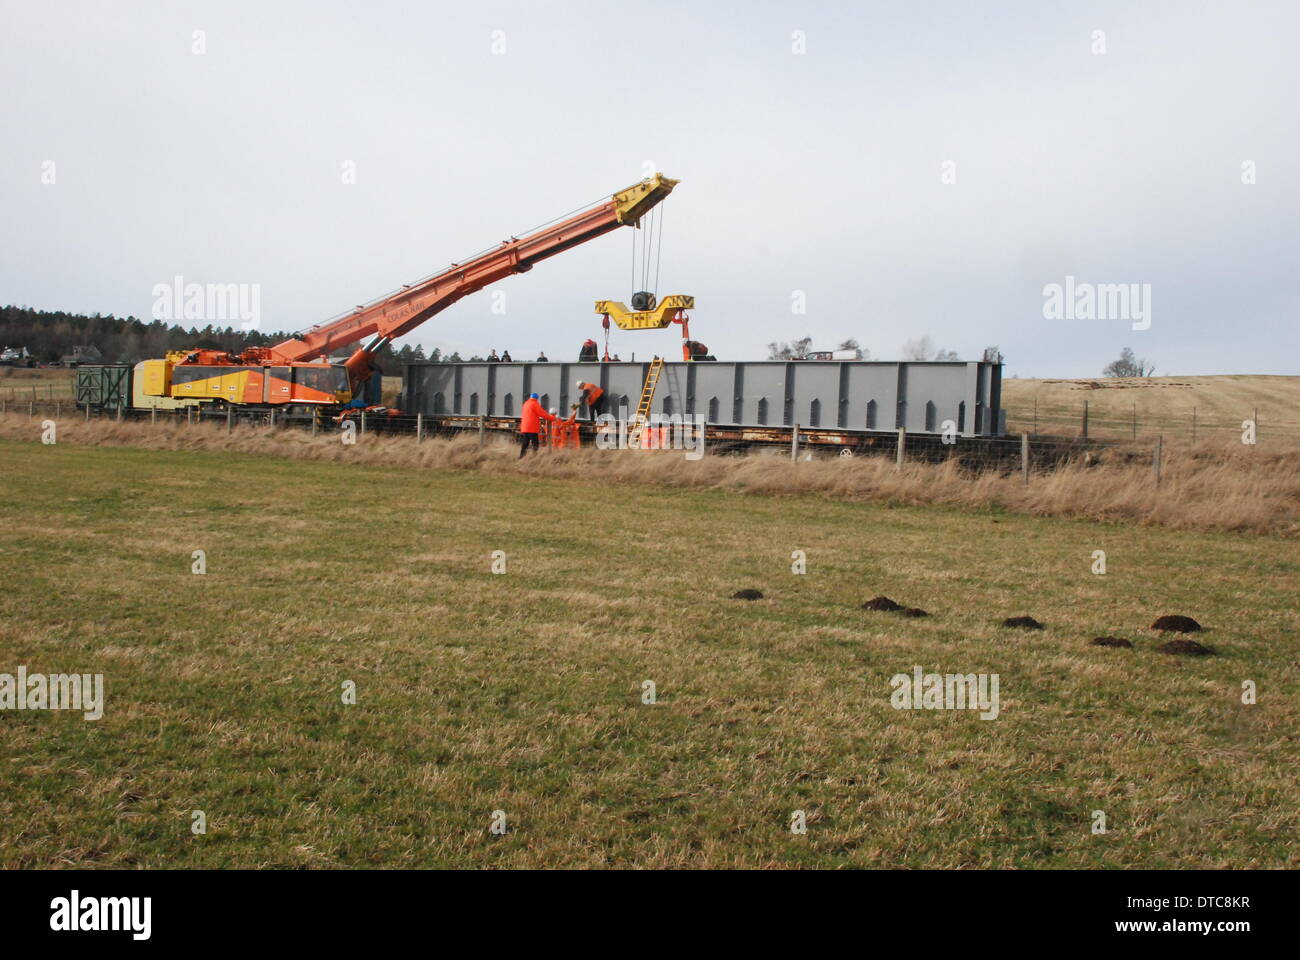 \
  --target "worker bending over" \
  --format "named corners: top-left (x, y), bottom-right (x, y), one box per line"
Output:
top-left (575, 380), bottom-right (606, 422)
top-left (519, 392), bottom-right (557, 457)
